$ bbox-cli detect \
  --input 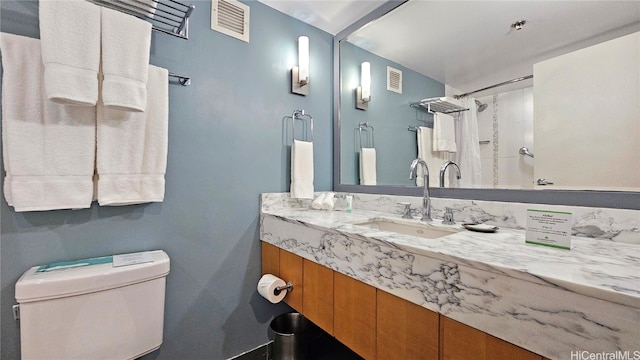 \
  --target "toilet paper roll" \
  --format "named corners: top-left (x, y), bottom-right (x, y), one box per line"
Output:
top-left (257, 274), bottom-right (287, 304)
